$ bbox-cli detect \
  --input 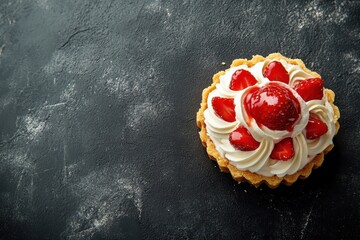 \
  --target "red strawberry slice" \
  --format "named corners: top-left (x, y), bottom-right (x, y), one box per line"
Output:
top-left (244, 83), bottom-right (301, 131)
top-left (211, 97), bottom-right (236, 122)
top-left (263, 61), bottom-right (289, 84)
top-left (229, 69), bottom-right (257, 91)
top-left (305, 117), bottom-right (328, 139)
top-left (270, 137), bottom-right (294, 160)
top-left (294, 78), bottom-right (324, 102)
top-left (229, 126), bottom-right (260, 151)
